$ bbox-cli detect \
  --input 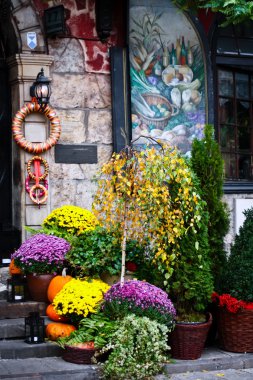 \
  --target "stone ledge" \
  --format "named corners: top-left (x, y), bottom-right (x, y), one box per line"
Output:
top-left (0, 339), bottom-right (62, 359)
top-left (0, 301), bottom-right (47, 320)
